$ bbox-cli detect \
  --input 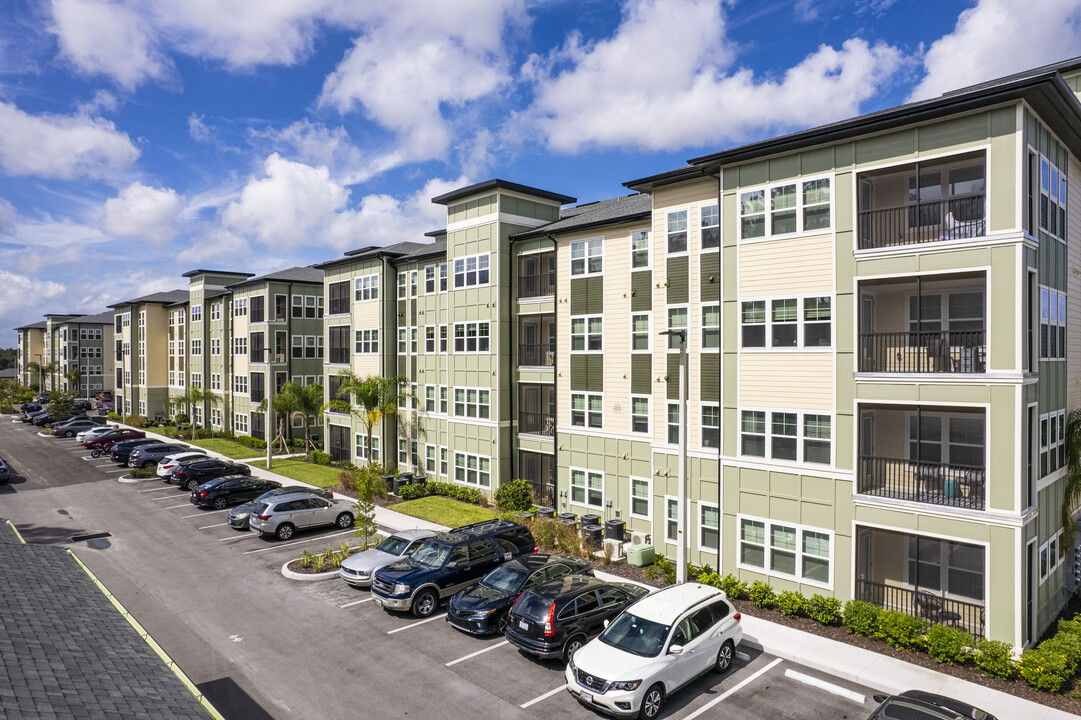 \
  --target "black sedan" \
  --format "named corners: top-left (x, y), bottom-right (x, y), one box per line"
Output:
top-left (190, 475), bottom-right (281, 510)
top-left (172, 459), bottom-right (251, 491)
top-left (227, 486), bottom-right (333, 530)
top-left (108, 438), bottom-right (160, 465)
top-left (448, 555), bottom-right (594, 635)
